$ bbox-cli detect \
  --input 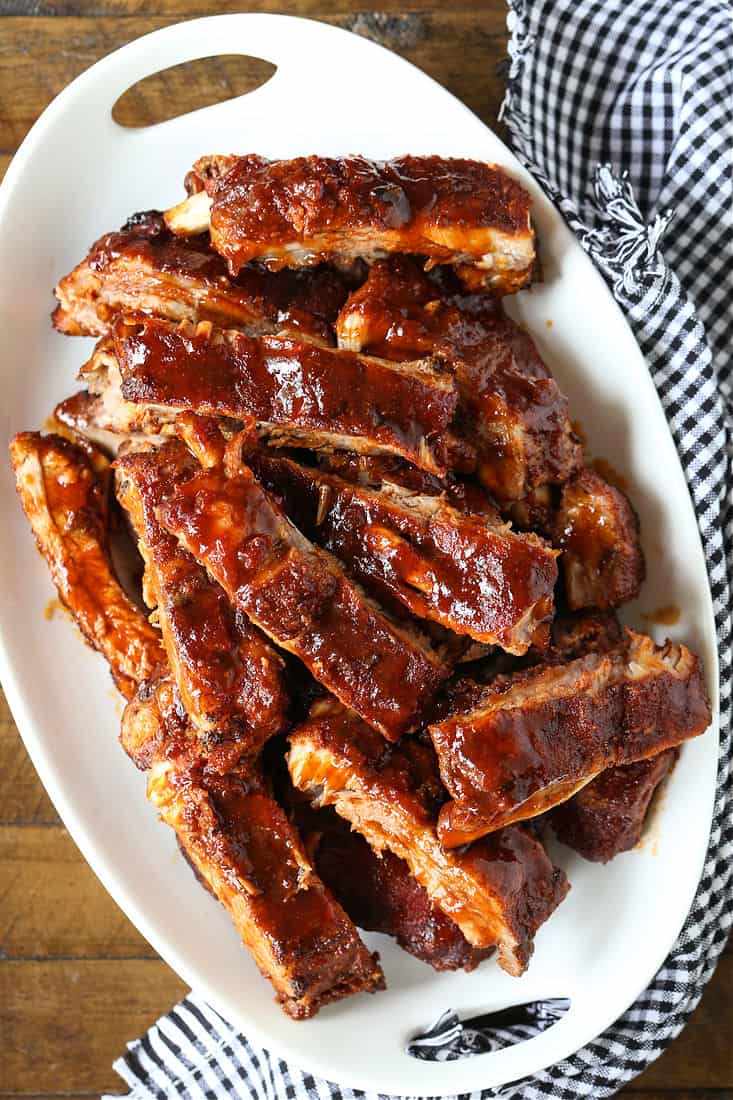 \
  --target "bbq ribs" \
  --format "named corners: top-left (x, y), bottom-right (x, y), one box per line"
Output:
top-left (166, 155), bottom-right (536, 293)
top-left (431, 630), bottom-right (711, 847)
top-left (288, 697), bottom-right (568, 975)
top-left (335, 257), bottom-right (582, 500)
